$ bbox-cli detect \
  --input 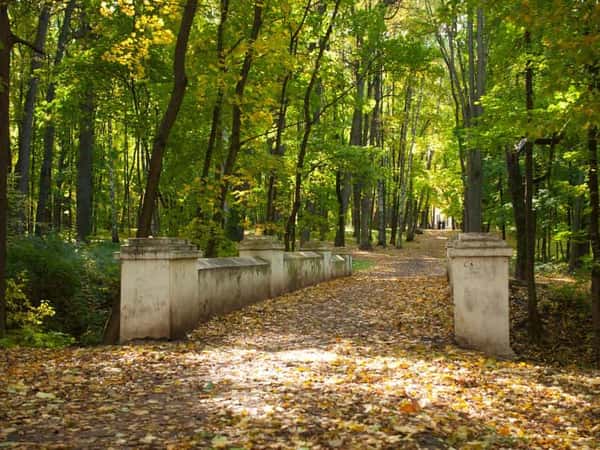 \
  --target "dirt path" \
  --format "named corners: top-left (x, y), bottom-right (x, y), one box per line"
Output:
top-left (1, 231), bottom-right (598, 449)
